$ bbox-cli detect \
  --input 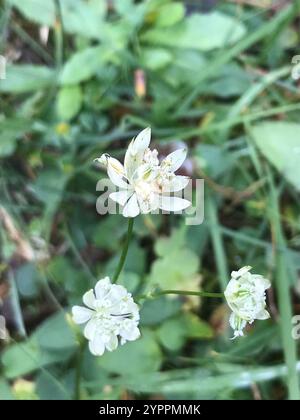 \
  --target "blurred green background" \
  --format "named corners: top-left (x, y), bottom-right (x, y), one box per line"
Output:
top-left (0, 0), bottom-right (300, 400)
